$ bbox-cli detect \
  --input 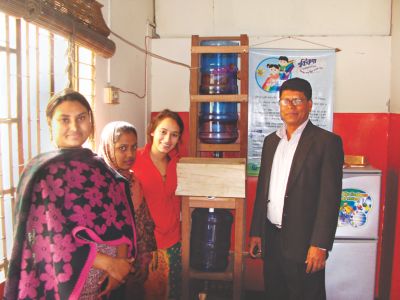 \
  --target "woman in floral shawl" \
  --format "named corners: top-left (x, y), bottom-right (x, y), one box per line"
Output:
top-left (4, 90), bottom-right (136, 300)
top-left (98, 121), bottom-right (157, 300)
